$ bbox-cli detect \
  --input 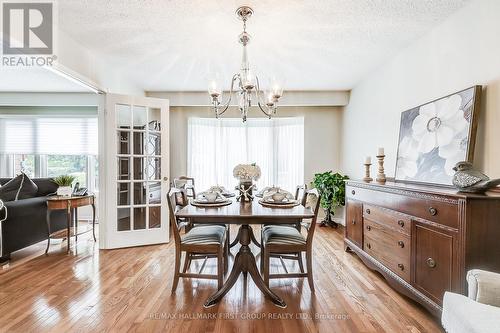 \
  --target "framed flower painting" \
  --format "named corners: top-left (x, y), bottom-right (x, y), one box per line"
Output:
top-left (395, 86), bottom-right (481, 187)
